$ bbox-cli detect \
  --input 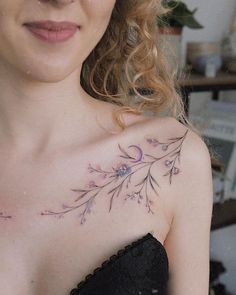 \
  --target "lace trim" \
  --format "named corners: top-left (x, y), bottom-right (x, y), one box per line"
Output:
top-left (70, 232), bottom-right (160, 294)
